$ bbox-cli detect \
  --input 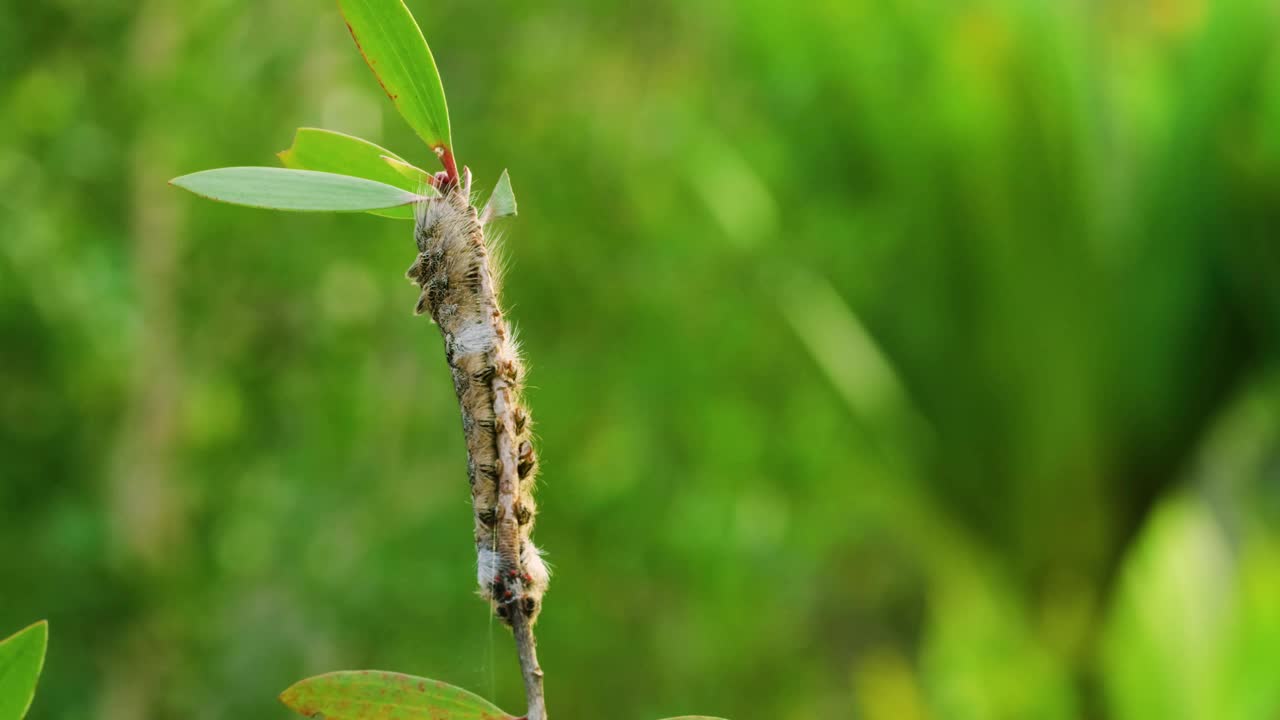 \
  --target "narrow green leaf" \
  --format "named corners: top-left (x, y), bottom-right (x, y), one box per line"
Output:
top-left (278, 127), bottom-right (433, 219)
top-left (338, 0), bottom-right (453, 162)
top-left (170, 167), bottom-right (426, 212)
top-left (278, 128), bottom-right (420, 189)
top-left (381, 155), bottom-right (435, 187)
top-left (481, 169), bottom-right (517, 223)
top-left (0, 621), bottom-right (48, 720)
top-left (280, 671), bottom-right (516, 720)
